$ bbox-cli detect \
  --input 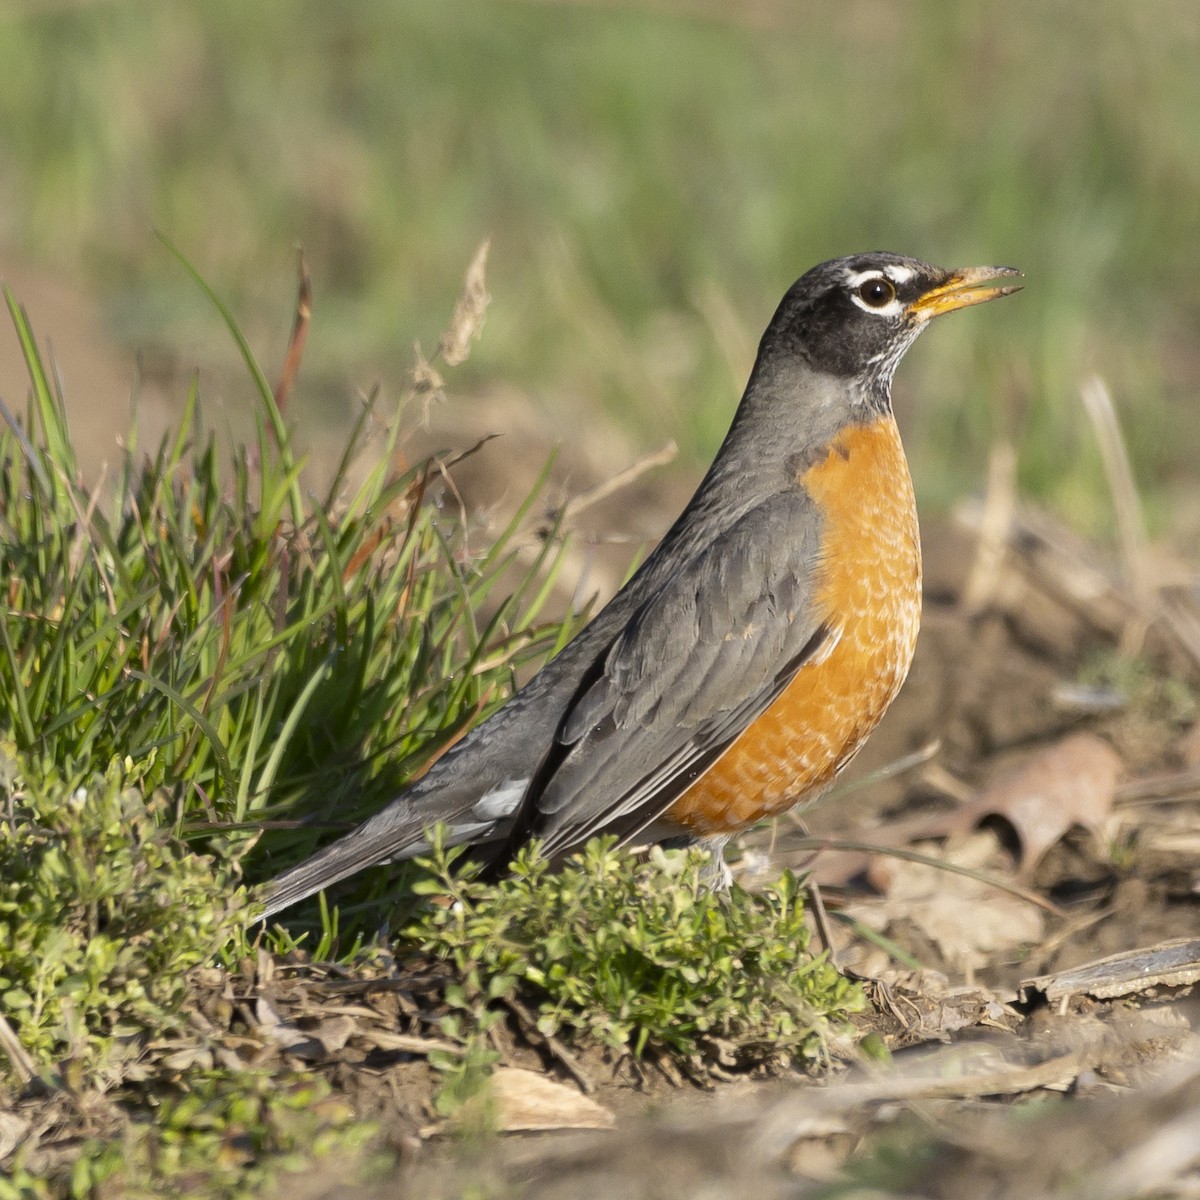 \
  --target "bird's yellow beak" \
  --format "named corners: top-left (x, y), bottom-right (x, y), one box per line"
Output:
top-left (908, 265), bottom-right (1023, 322)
